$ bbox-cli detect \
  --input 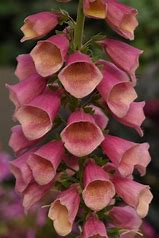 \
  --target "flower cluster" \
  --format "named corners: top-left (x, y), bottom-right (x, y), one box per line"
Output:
top-left (7, 0), bottom-right (153, 237)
